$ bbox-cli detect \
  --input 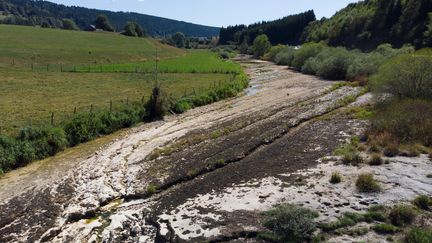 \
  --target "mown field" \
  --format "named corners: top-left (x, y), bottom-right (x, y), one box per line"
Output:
top-left (0, 25), bottom-right (242, 136)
